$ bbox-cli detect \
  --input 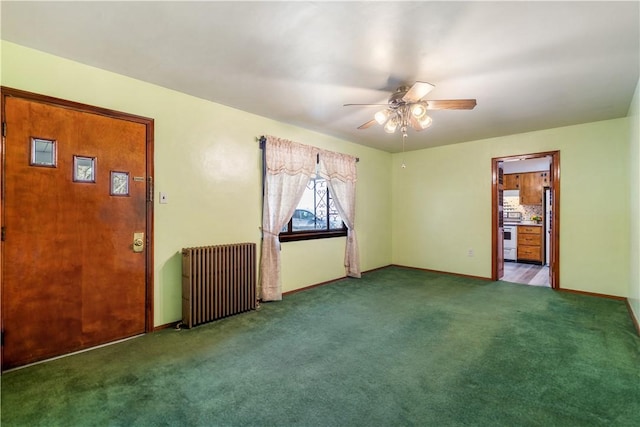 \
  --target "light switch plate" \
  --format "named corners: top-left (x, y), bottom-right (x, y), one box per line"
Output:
top-left (159, 192), bottom-right (168, 204)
